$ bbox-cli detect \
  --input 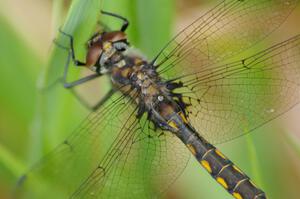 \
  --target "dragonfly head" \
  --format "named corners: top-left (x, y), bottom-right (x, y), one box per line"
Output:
top-left (86, 31), bottom-right (129, 73)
